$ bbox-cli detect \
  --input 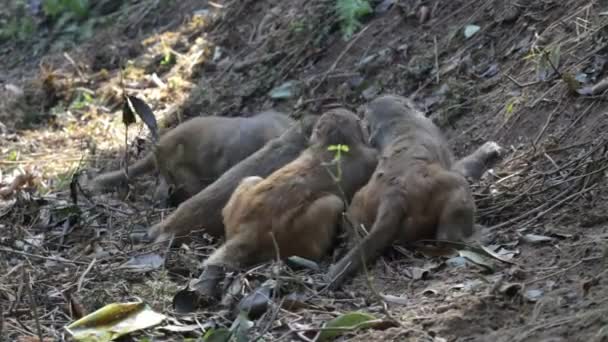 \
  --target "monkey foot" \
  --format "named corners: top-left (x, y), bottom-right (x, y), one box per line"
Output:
top-left (190, 265), bottom-right (230, 306)
top-left (480, 141), bottom-right (505, 164)
top-left (172, 265), bottom-right (230, 312)
top-left (325, 264), bottom-right (350, 291)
